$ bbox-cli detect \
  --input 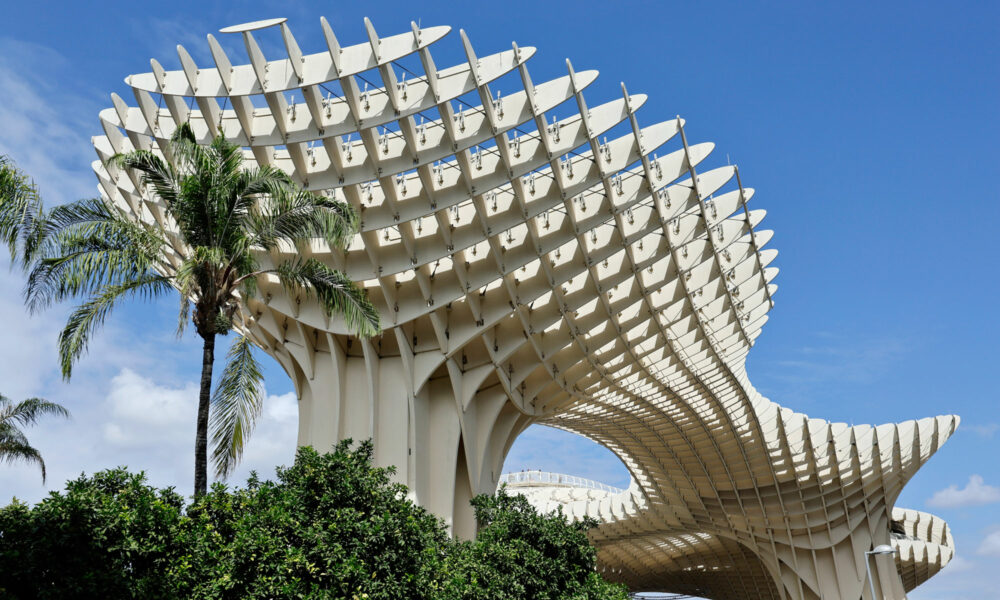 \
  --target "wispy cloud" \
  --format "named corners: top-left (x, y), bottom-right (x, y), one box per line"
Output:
top-left (941, 554), bottom-right (975, 573)
top-left (908, 552), bottom-right (994, 600)
top-left (0, 36), bottom-right (118, 402)
top-left (0, 37), bottom-right (99, 205)
top-left (127, 9), bottom-right (321, 74)
top-left (769, 334), bottom-right (909, 386)
top-left (978, 529), bottom-right (1000, 557)
top-left (129, 16), bottom-right (217, 68)
top-left (927, 475), bottom-right (1000, 509)
top-left (964, 423), bottom-right (998, 438)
